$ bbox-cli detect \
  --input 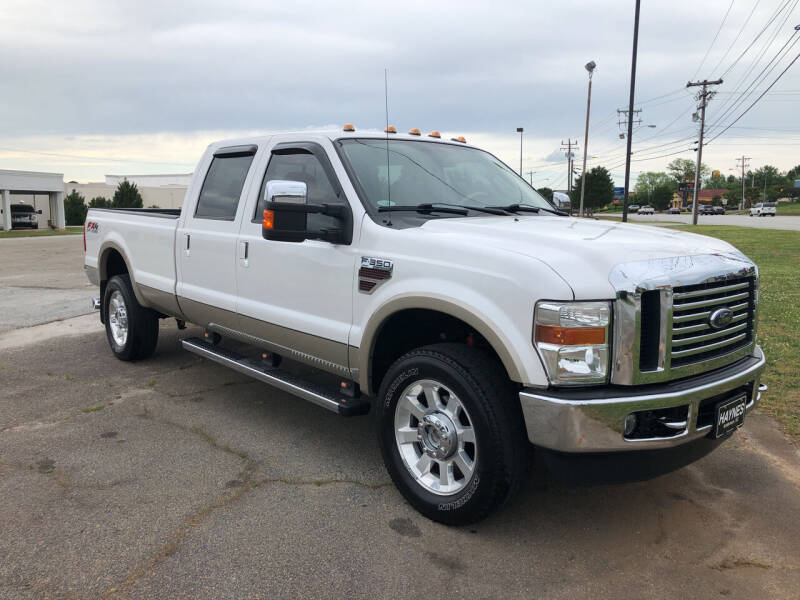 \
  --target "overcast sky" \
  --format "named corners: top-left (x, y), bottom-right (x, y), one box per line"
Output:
top-left (1, 0), bottom-right (798, 187)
